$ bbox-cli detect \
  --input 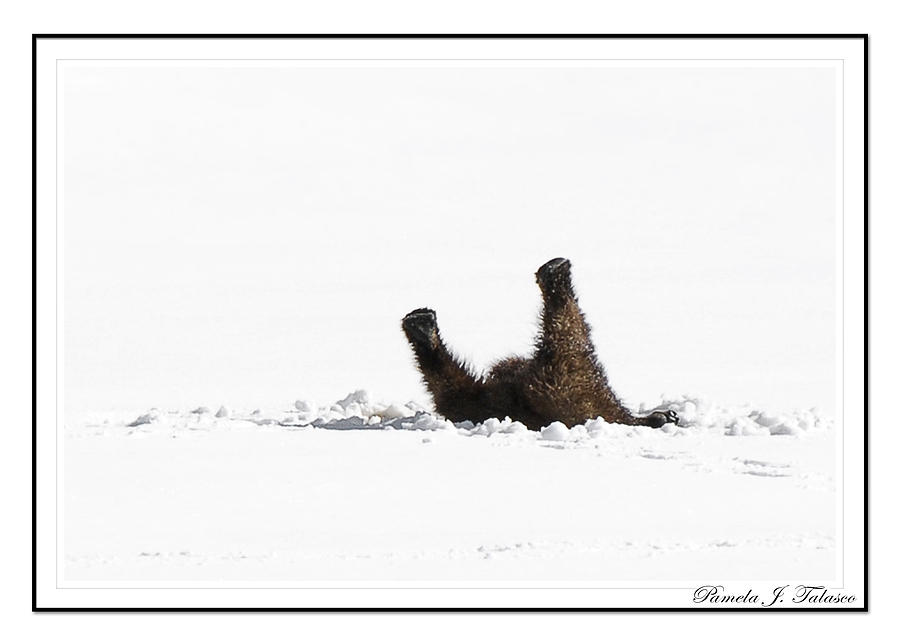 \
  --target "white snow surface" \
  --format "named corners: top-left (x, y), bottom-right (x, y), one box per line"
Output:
top-left (65, 391), bottom-right (836, 582)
